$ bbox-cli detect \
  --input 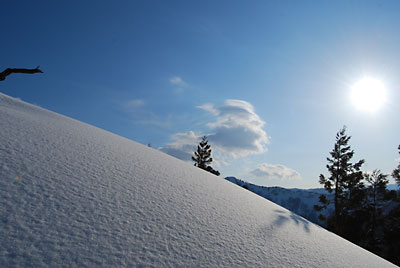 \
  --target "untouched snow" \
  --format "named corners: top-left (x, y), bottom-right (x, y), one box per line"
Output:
top-left (224, 177), bottom-right (334, 226)
top-left (0, 93), bottom-right (397, 267)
